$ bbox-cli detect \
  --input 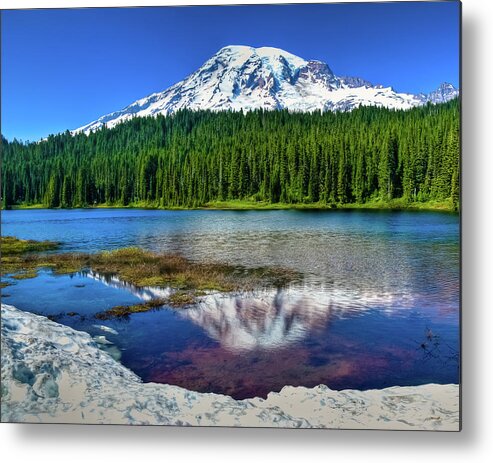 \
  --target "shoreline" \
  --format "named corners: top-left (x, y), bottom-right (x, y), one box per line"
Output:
top-left (1, 304), bottom-right (460, 430)
top-left (4, 200), bottom-right (458, 213)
